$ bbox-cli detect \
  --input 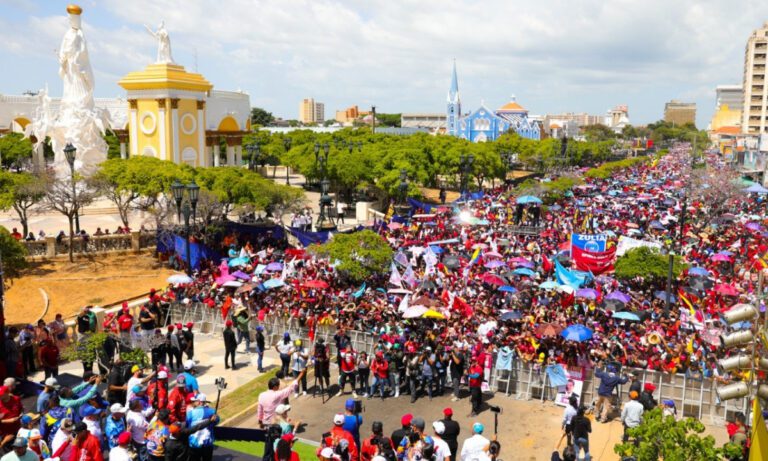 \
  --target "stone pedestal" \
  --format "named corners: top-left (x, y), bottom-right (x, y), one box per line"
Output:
top-left (131, 231), bottom-right (140, 251)
top-left (356, 201), bottom-right (373, 222)
top-left (45, 237), bottom-right (56, 257)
